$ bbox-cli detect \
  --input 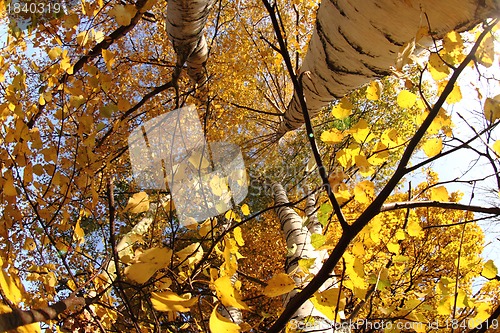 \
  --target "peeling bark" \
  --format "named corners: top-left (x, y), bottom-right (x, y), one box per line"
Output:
top-left (277, 0), bottom-right (498, 135)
